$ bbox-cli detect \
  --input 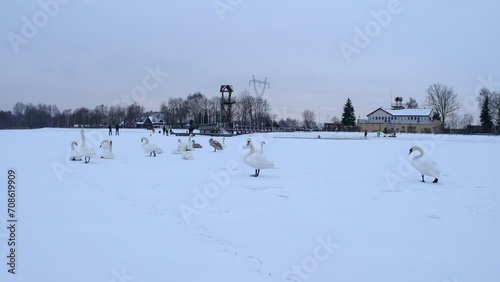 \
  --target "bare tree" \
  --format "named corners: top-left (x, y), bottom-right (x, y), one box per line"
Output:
top-left (126, 103), bottom-right (145, 125)
top-left (405, 97), bottom-right (419, 109)
top-left (203, 97), bottom-right (219, 123)
top-left (447, 113), bottom-right (460, 129)
top-left (237, 90), bottom-right (255, 126)
top-left (12, 102), bottom-right (26, 117)
top-left (425, 83), bottom-right (460, 126)
top-left (73, 107), bottom-right (90, 127)
top-left (11, 102), bottom-right (24, 127)
top-left (185, 92), bottom-right (205, 124)
top-left (108, 105), bottom-right (126, 125)
top-left (459, 113), bottom-right (474, 129)
top-left (90, 104), bottom-right (107, 127)
top-left (62, 109), bottom-right (73, 127)
top-left (302, 109), bottom-right (316, 128)
top-left (50, 104), bottom-right (60, 127)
